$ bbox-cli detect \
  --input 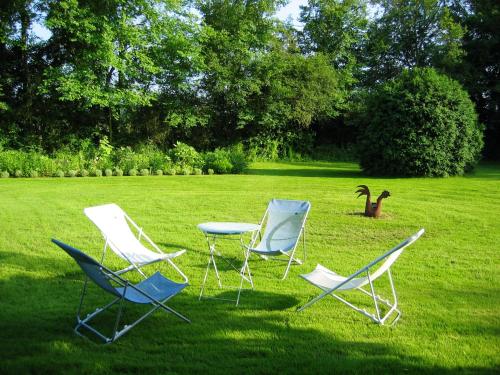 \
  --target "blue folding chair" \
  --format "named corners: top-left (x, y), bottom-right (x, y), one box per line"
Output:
top-left (243, 199), bottom-right (311, 280)
top-left (52, 239), bottom-right (190, 344)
